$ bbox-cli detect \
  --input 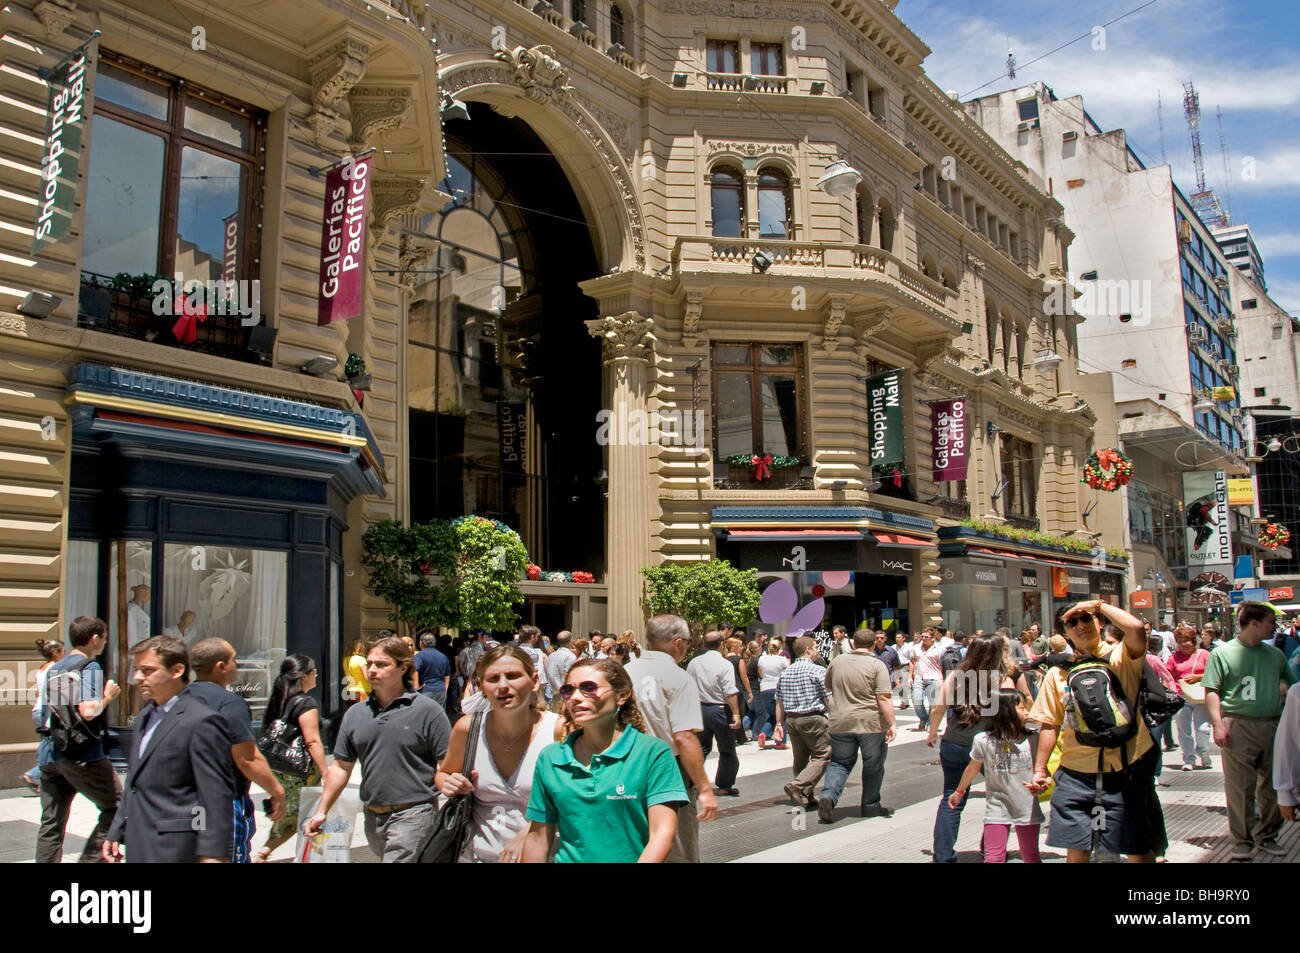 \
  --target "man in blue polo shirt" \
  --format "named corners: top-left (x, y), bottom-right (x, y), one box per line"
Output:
top-left (414, 632), bottom-right (451, 708)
